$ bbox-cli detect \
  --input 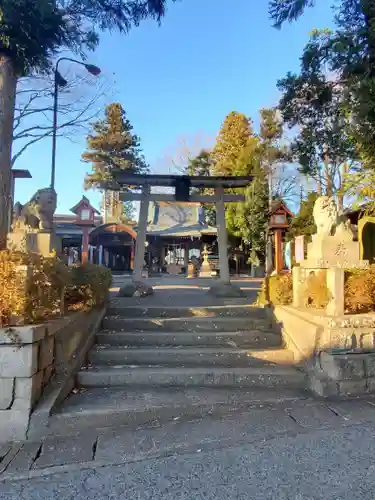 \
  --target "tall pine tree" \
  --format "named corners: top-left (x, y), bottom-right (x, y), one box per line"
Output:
top-left (83, 103), bottom-right (148, 221)
top-left (212, 111), bottom-right (253, 175)
top-left (186, 149), bottom-right (216, 226)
